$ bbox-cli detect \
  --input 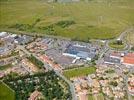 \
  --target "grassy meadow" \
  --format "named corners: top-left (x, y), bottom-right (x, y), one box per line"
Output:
top-left (0, 81), bottom-right (15, 100)
top-left (0, 0), bottom-right (134, 40)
